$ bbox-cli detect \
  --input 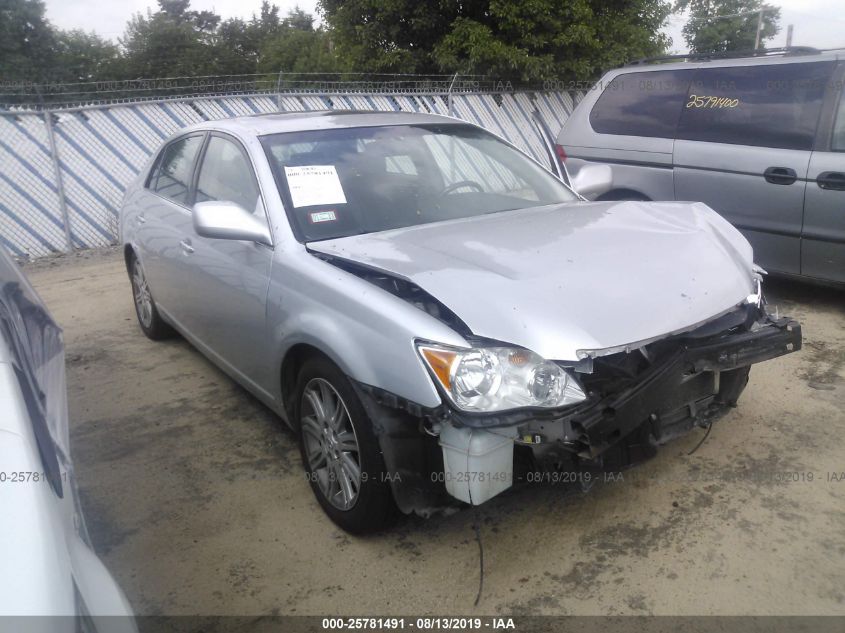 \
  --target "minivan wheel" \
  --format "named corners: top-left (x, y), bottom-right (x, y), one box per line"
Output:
top-left (129, 255), bottom-right (174, 340)
top-left (295, 357), bottom-right (396, 533)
